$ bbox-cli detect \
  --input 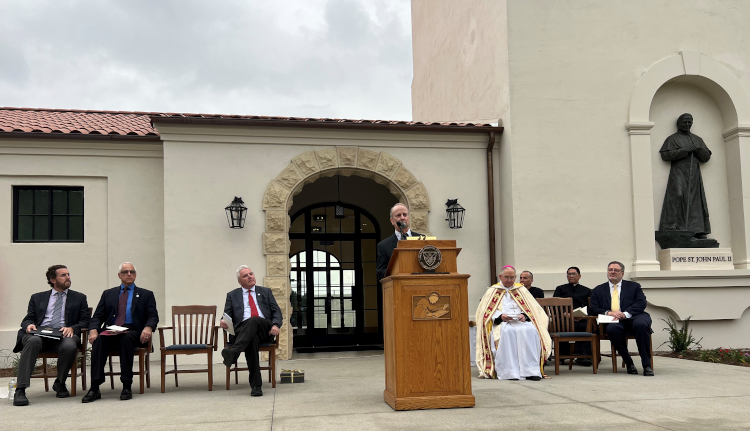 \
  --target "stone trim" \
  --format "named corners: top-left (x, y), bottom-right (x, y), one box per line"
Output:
top-left (722, 125), bottom-right (750, 142)
top-left (261, 147), bottom-right (431, 359)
